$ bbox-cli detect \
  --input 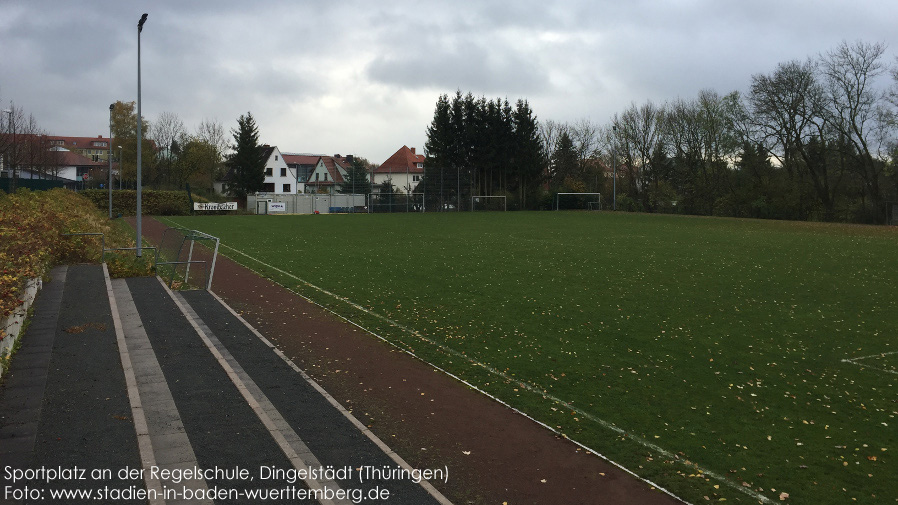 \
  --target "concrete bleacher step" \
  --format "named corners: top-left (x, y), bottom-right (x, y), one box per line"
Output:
top-left (0, 265), bottom-right (451, 505)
